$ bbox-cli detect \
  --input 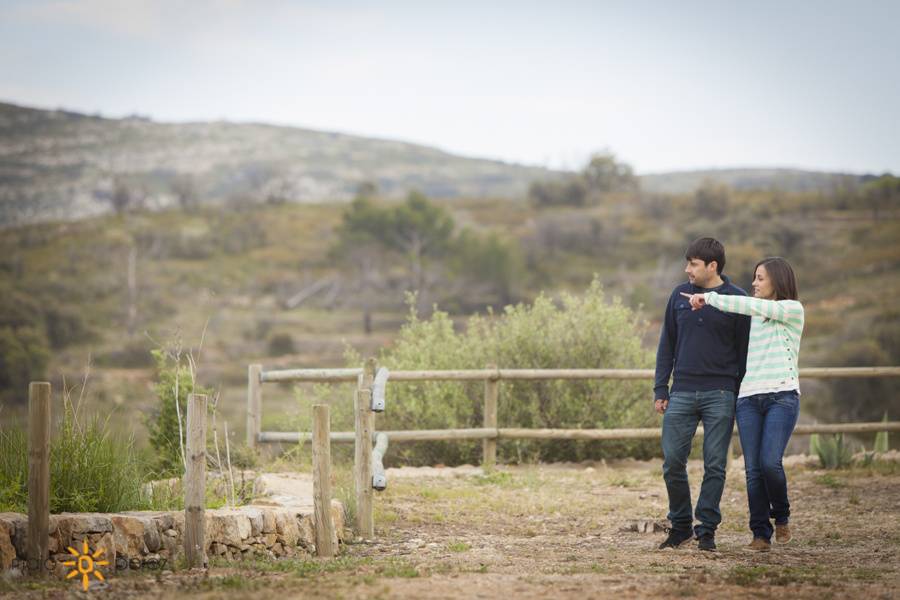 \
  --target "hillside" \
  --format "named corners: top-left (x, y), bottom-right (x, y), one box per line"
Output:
top-left (1, 182), bottom-right (897, 453)
top-left (0, 102), bottom-right (559, 226)
top-left (0, 102), bottom-right (871, 227)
